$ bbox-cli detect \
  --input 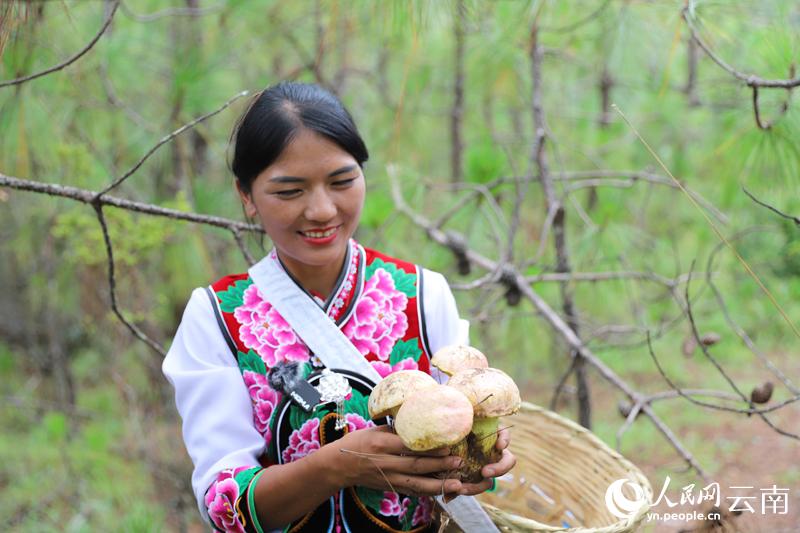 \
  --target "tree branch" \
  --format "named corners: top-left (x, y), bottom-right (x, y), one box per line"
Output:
top-left (742, 185), bottom-right (800, 228)
top-left (120, 0), bottom-right (227, 22)
top-left (94, 90), bottom-right (249, 198)
top-left (1, 175), bottom-right (263, 233)
top-left (682, 9), bottom-right (800, 89)
top-left (92, 203), bottom-right (167, 357)
top-left (0, 0), bottom-right (121, 89)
